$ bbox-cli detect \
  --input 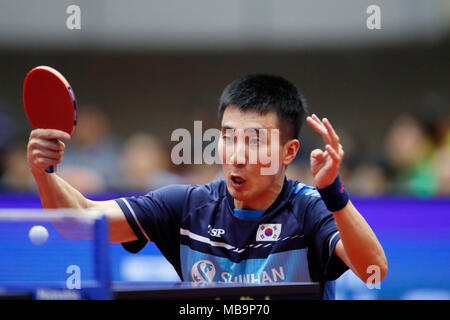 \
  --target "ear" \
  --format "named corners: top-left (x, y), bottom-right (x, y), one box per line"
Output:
top-left (282, 139), bottom-right (300, 166)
